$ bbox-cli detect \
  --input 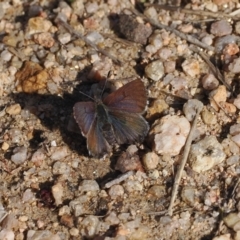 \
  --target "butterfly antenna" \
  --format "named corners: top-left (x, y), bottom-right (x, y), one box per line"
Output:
top-left (79, 90), bottom-right (95, 101)
top-left (100, 71), bottom-right (112, 98)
